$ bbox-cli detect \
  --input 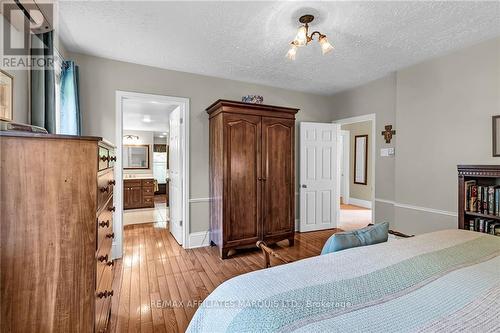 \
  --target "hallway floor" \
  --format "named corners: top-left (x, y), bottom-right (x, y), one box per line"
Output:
top-left (123, 201), bottom-right (169, 226)
top-left (339, 204), bottom-right (372, 231)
